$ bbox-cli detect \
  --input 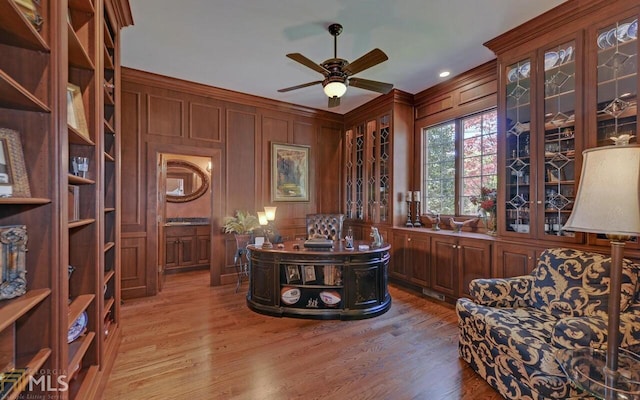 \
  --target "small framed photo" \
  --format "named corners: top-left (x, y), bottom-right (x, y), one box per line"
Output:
top-left (66, 83), bottom-right (90, 140)
top-left (302, 265), bottom-right (316, 284)
top-left (285, 265), bottom-right (301, 283)
top-left (0, 128), bottom-right (31, 198)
